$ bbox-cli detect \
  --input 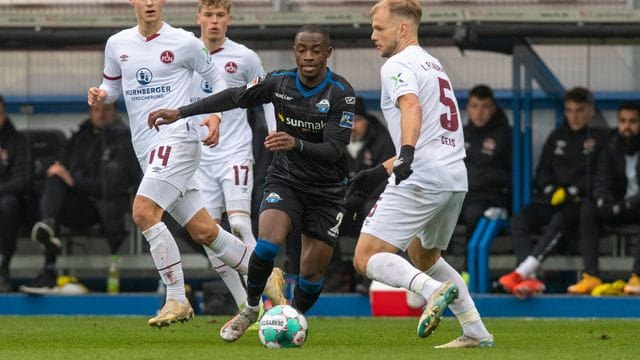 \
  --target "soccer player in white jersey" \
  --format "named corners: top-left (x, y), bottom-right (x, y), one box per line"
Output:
top-left (191, 0), bottom-right (280, 310)
top-left (87, 0), bottom-right (283, 328)
top-left (348, 0), bottom-right (494, 348)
